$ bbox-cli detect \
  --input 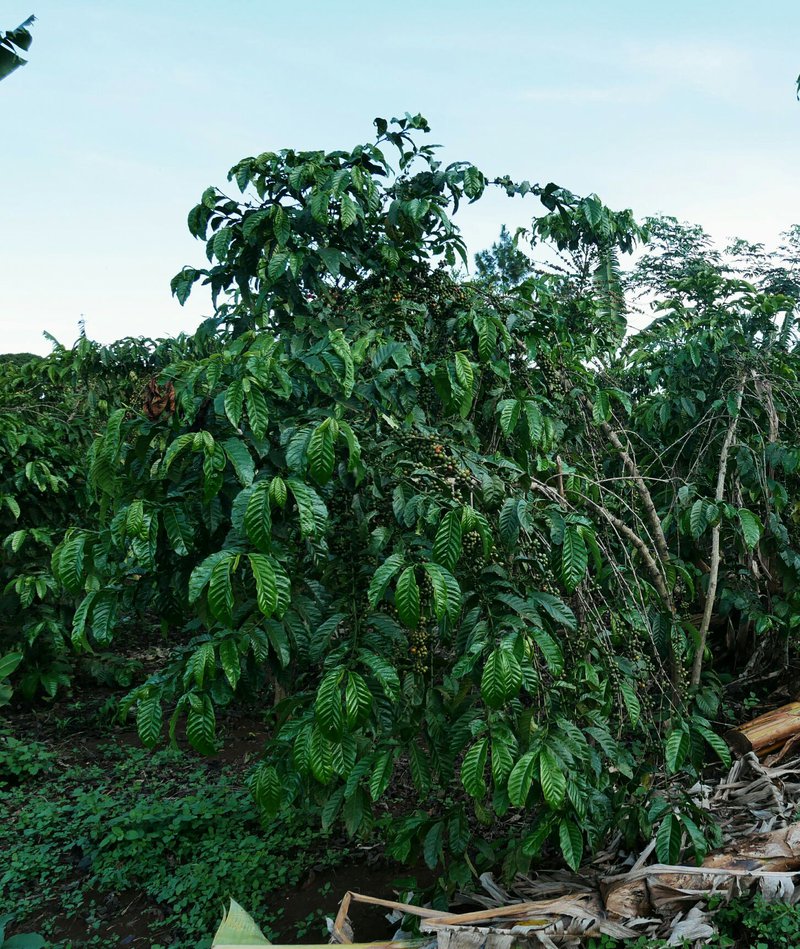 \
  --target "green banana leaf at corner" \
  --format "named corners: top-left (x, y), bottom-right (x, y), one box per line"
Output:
top-left (0, 15), bottom-right (35, 83)
top-left (212, 899), bottom-right (271, 947)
